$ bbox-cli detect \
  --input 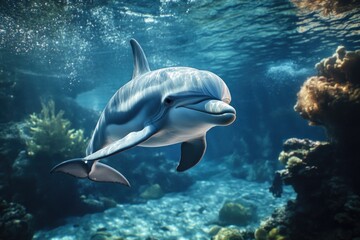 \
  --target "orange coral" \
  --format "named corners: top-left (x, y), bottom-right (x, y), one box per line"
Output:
top-left (315, 46), bottom-right (360, 83)
top-left (294, 46), bottom-right (360, 143)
